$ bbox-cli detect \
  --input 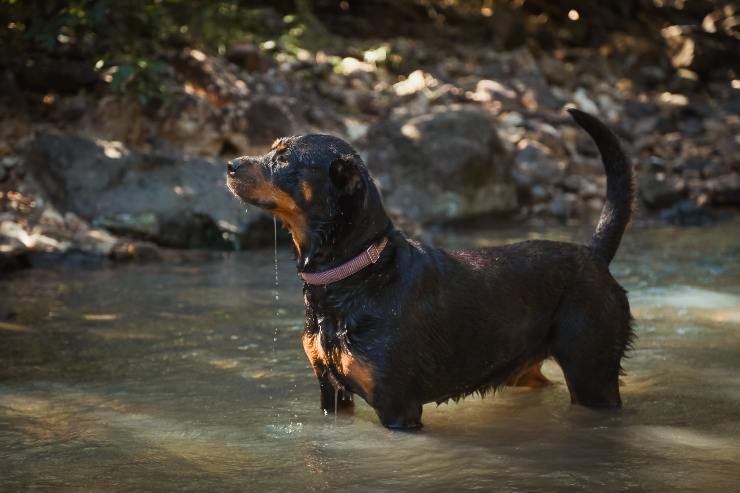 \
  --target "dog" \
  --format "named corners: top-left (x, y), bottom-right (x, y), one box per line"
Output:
top-left (226, 109), bottom-right (634, 430)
